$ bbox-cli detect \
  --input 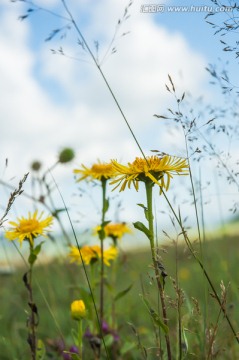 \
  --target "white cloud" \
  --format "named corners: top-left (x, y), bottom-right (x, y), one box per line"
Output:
top-left (0, 0), bottom-right (226, 237)
top-left (36, 0), bottom-right (209, 157)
